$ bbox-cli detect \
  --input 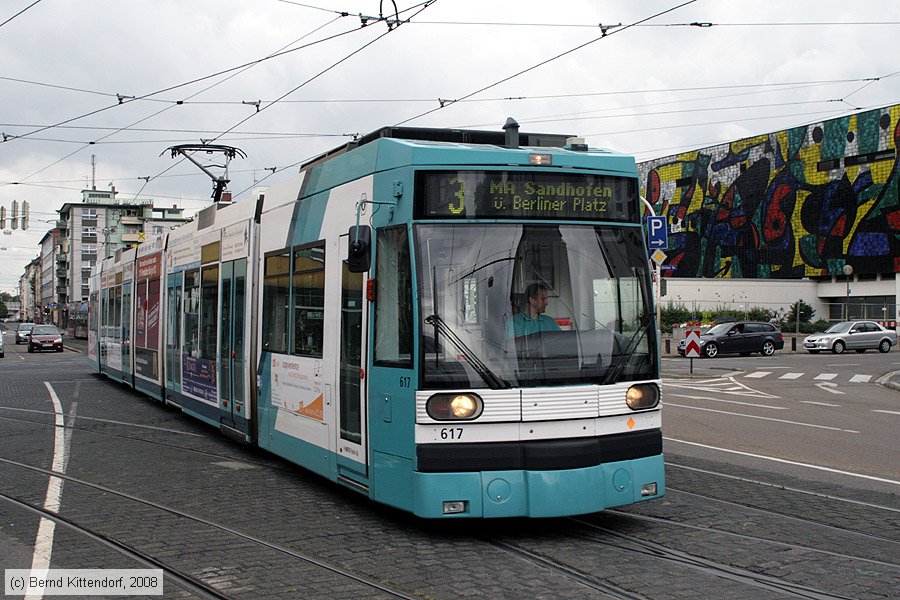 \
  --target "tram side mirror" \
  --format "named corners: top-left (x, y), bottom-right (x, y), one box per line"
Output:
top-left (347, 225), bottom-right (371, 272)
